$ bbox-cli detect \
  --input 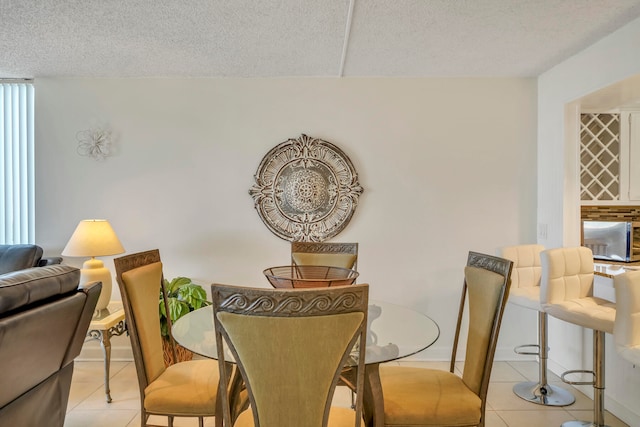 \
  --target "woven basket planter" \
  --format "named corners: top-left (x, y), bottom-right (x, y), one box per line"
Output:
top-left (162, 337), bottom-right (194, 366)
